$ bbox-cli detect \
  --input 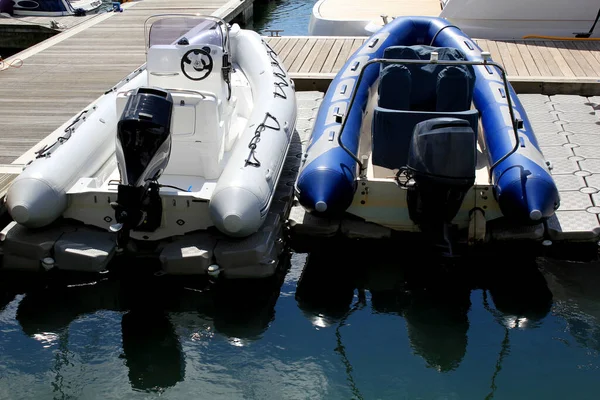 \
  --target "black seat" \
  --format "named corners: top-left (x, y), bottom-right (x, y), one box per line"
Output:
top-left (436, 65), bottom-right (474, 112)
top-left (371, 45), bottom-right (478, 170)
top-left (377, 64), bottom-right (411, 111)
